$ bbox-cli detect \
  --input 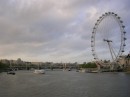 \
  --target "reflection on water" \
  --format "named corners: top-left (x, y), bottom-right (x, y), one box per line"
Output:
top-left (0, 70), bottom-right (130, 97)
